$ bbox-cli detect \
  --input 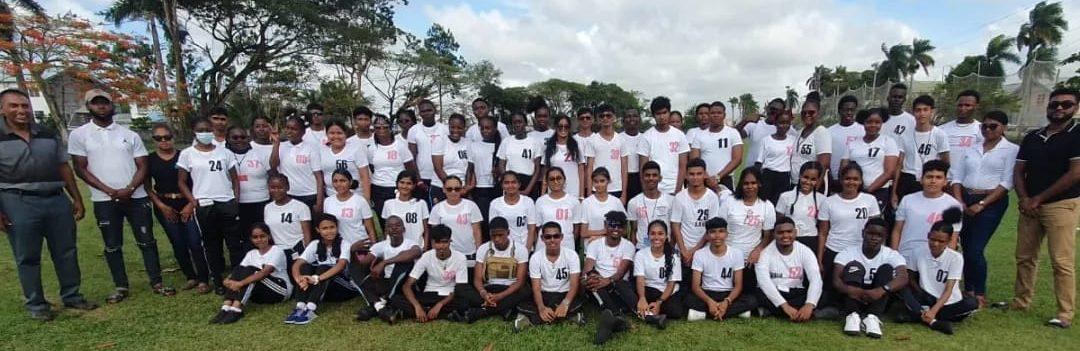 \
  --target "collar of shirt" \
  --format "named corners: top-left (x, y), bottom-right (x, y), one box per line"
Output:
top-left (0, 117), bottom-right (46, 137)
top-left (1035, 120), bottom-right (1077, 141)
